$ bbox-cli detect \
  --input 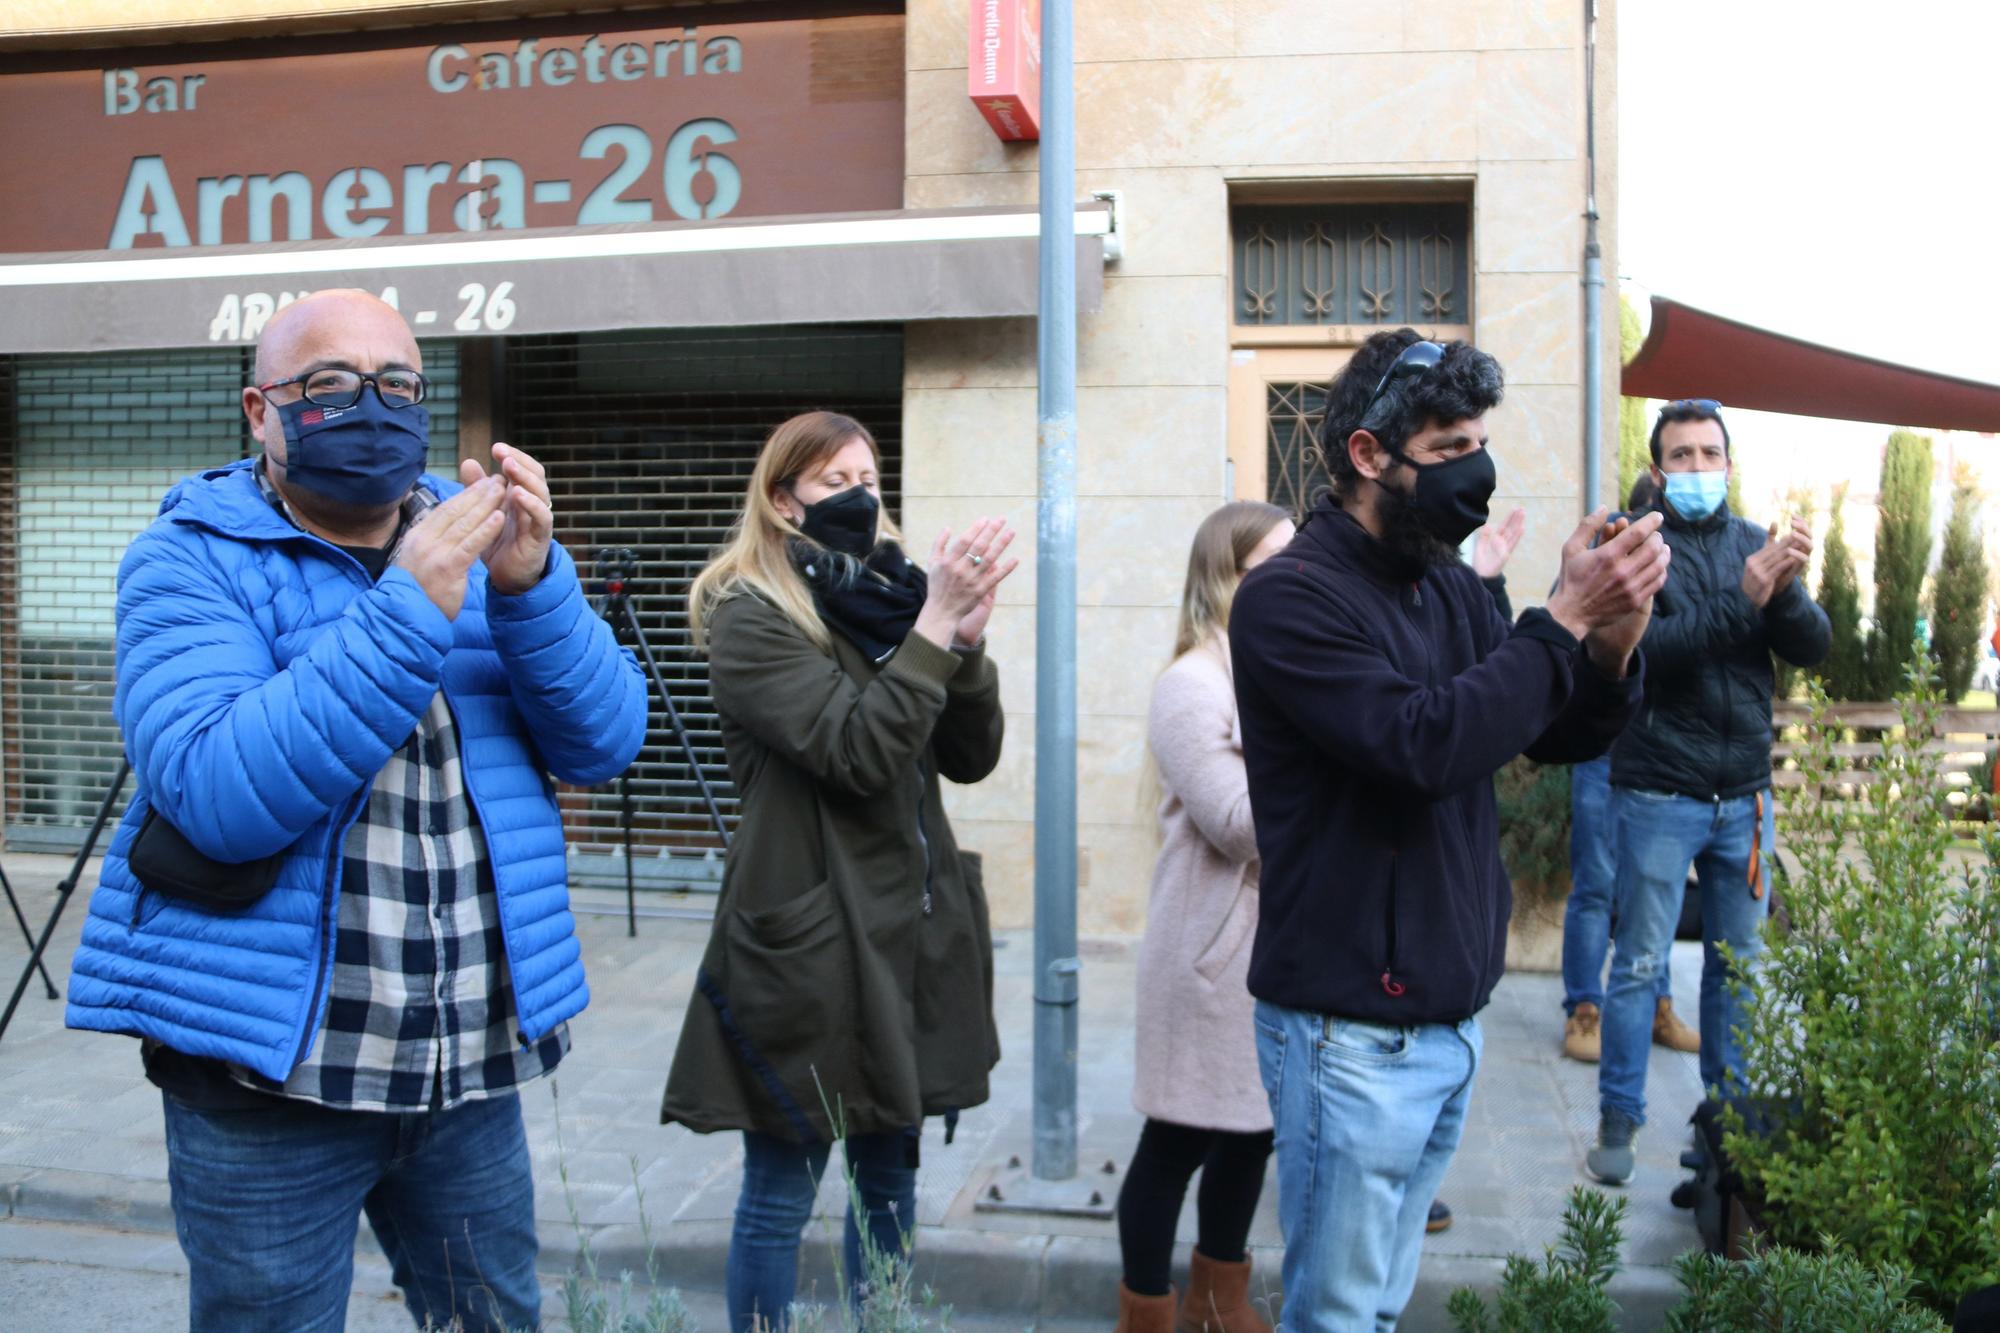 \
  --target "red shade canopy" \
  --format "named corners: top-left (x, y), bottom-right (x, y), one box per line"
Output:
top-left (1621, 296), bottom-right (2000, 432)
